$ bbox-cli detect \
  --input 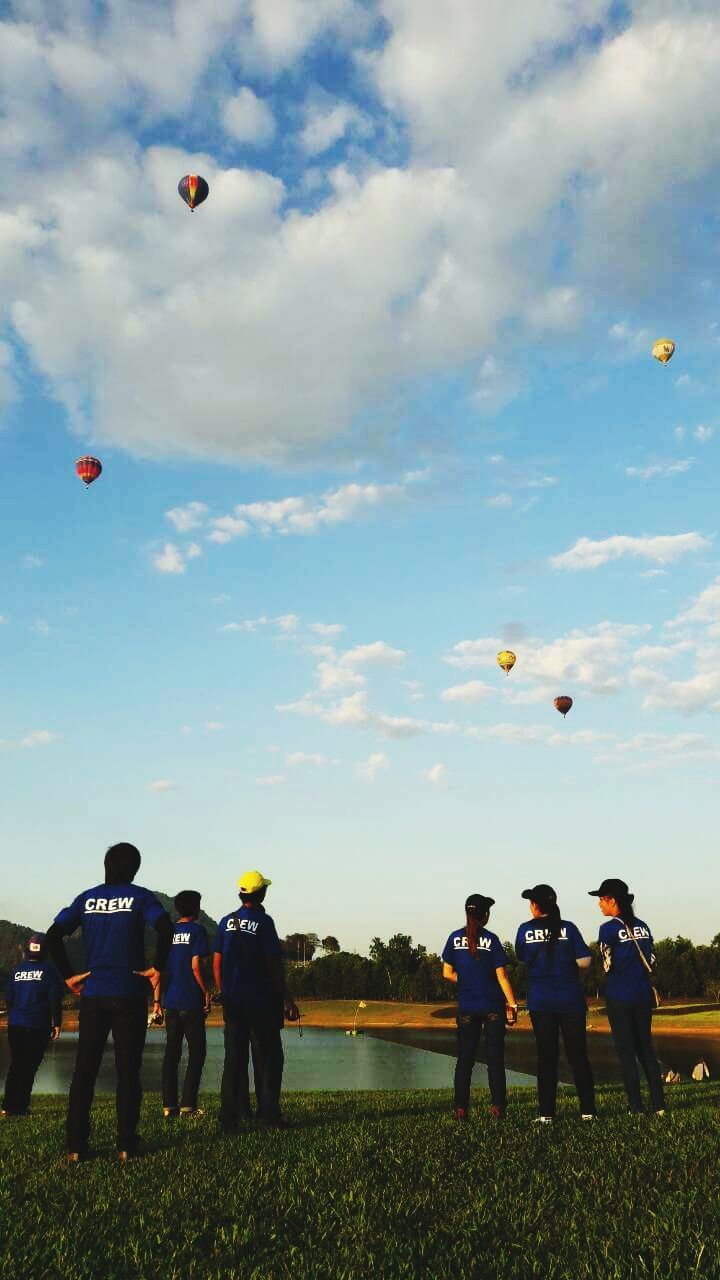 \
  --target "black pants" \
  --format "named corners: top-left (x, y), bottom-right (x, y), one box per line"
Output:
top-left (455, 1010), bottom-right (506, 1111)
top-left (606, 999), bottom-right (666, 1112)
top-left (66, 996), bottom-right (147, 1154)
top-left (162, 1009), bottom-right (207, 1110)
top-left (220, 1001), bottom-right (284, 1130)
top-left (2, 1026), bottom-right (50, 1114)
top-left (529, 1010), bottom-right (596, 1117)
